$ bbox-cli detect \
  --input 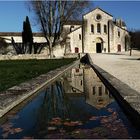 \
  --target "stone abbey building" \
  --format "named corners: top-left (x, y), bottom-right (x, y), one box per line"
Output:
top-left (0, 7), bottom-right (130, 57)
top-left (64, 7), bottom-right (130, 54)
